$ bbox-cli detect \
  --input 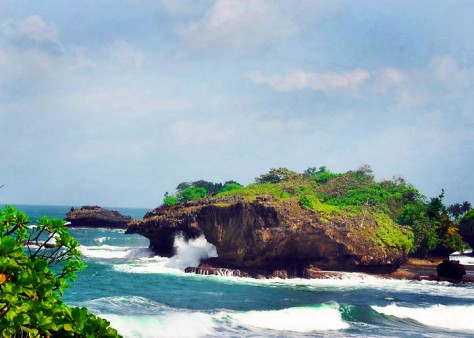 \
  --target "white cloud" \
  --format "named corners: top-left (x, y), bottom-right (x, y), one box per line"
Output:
top-left (105, 40), bottom-right (145, 67)
top-left (160, 0), bottom-right (212, 16)
top-left (250, 55), bottom-right (474, 109)
top-left (176, 0), bottom-right (299, 51)
top-left (249, 69), bottom-right (371, 92)
top-left (169, 120), bottom-right (235, 145)
top-left (429, 55), bottom-right (473, 88)
top-left (2, 15), bottom-right (59, 43)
